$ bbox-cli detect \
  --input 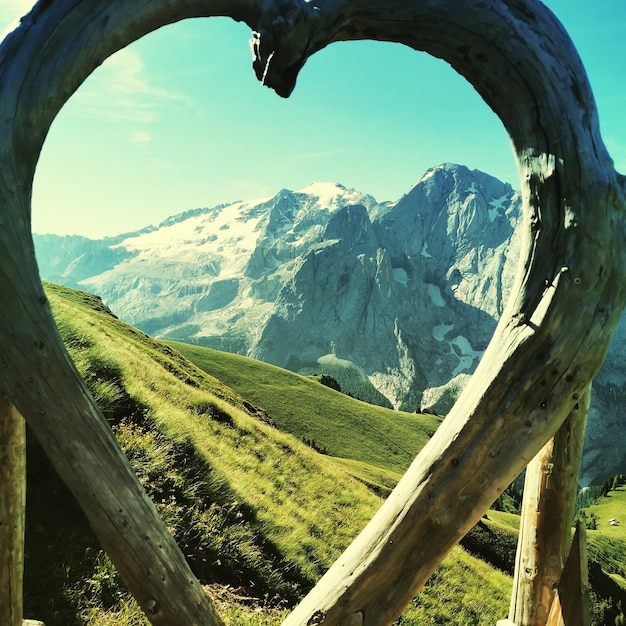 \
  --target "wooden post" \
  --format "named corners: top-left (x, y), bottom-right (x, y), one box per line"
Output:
top-left (546, 521), bottom-right (590, 626)
top-left (509, 387), bottom-right (590, 625)
top-left (0, 391), bottom-right (26, 626)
